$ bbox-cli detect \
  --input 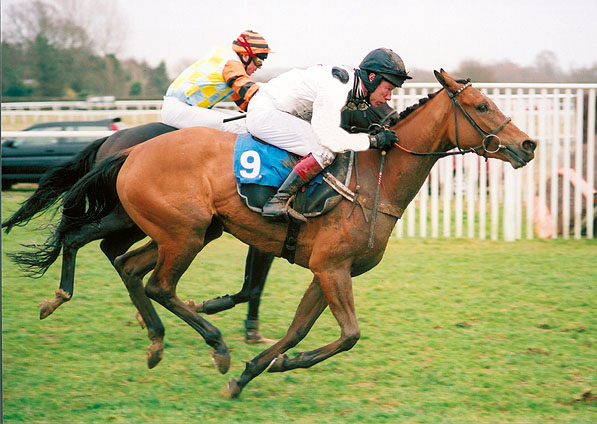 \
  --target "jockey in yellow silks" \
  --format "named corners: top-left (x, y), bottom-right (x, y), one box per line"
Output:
top-left (161, 30), bottom-right (271, 133)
